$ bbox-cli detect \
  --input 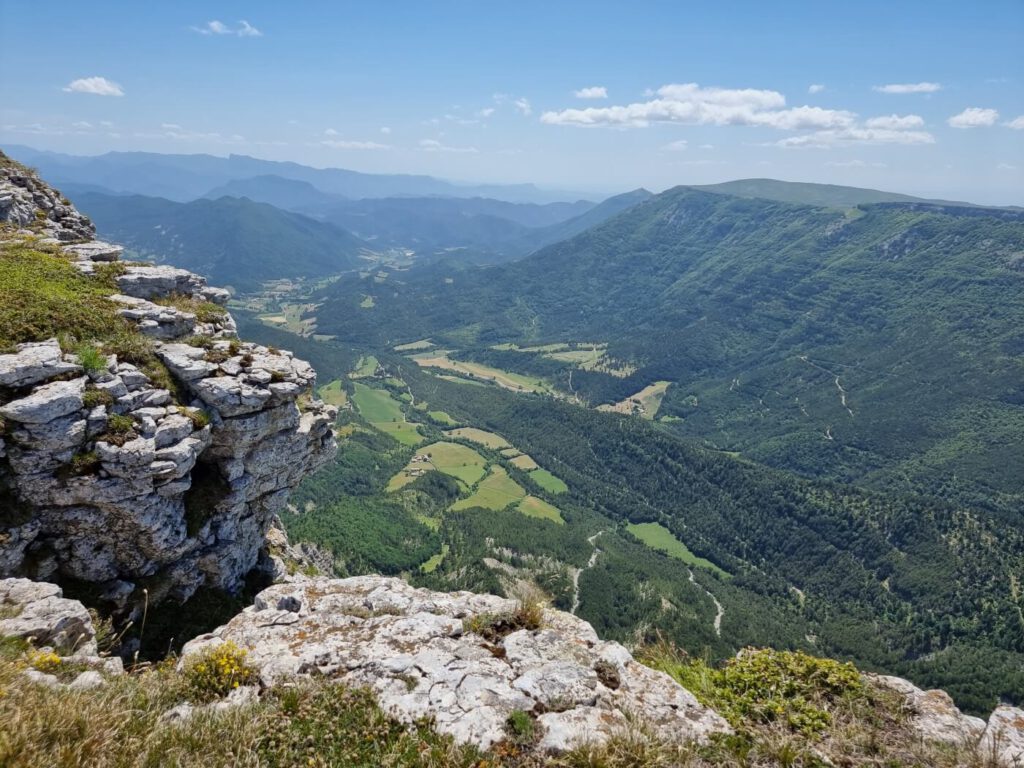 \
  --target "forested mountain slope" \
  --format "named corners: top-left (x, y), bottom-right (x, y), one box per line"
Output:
top-left (72, 191), bottom-right (366, 291)
top-left (313, 188), bottom-right (1024, 516)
